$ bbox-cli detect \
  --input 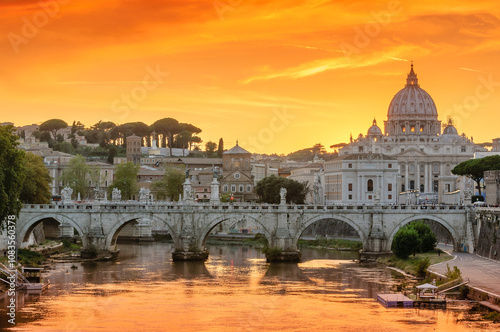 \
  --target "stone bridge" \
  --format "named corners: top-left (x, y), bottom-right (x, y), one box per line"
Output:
top-left (17, 202), bottom-right (476, 261)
